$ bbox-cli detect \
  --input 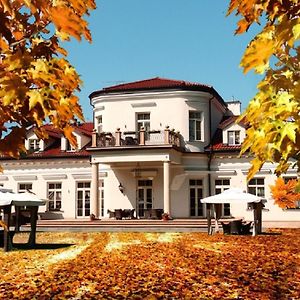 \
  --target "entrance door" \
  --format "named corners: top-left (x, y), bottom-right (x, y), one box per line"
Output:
top-left (77, 182), bottom-right (91, 217)
top-left (137, 180), bottom-right (153, 217)
top-left (189, 179), bottom-right (205, 217)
